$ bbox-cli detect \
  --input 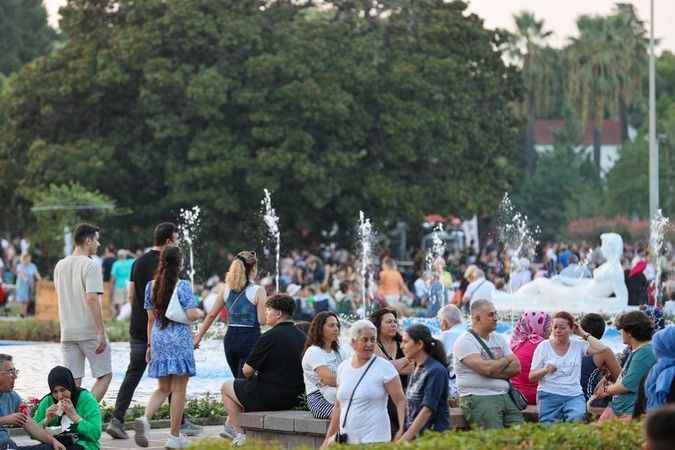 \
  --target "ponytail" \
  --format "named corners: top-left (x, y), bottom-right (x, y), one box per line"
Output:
top-left (405, 324), bottom-right (448, 367)
top-left (152, 246), bottom-right (181, 329)
top-left (225, 250), bottom-right (257, 292)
